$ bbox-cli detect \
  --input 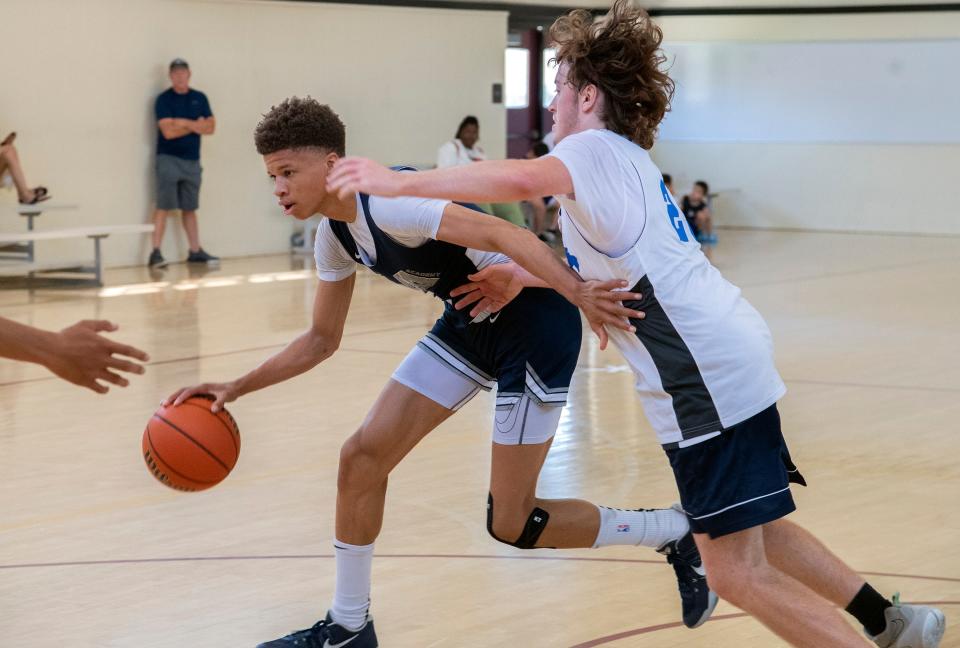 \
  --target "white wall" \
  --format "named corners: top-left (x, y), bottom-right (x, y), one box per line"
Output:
top-left (652, 12), bottom-right (960, 235)
top-left (0, 0), bottom-right (507, 266)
